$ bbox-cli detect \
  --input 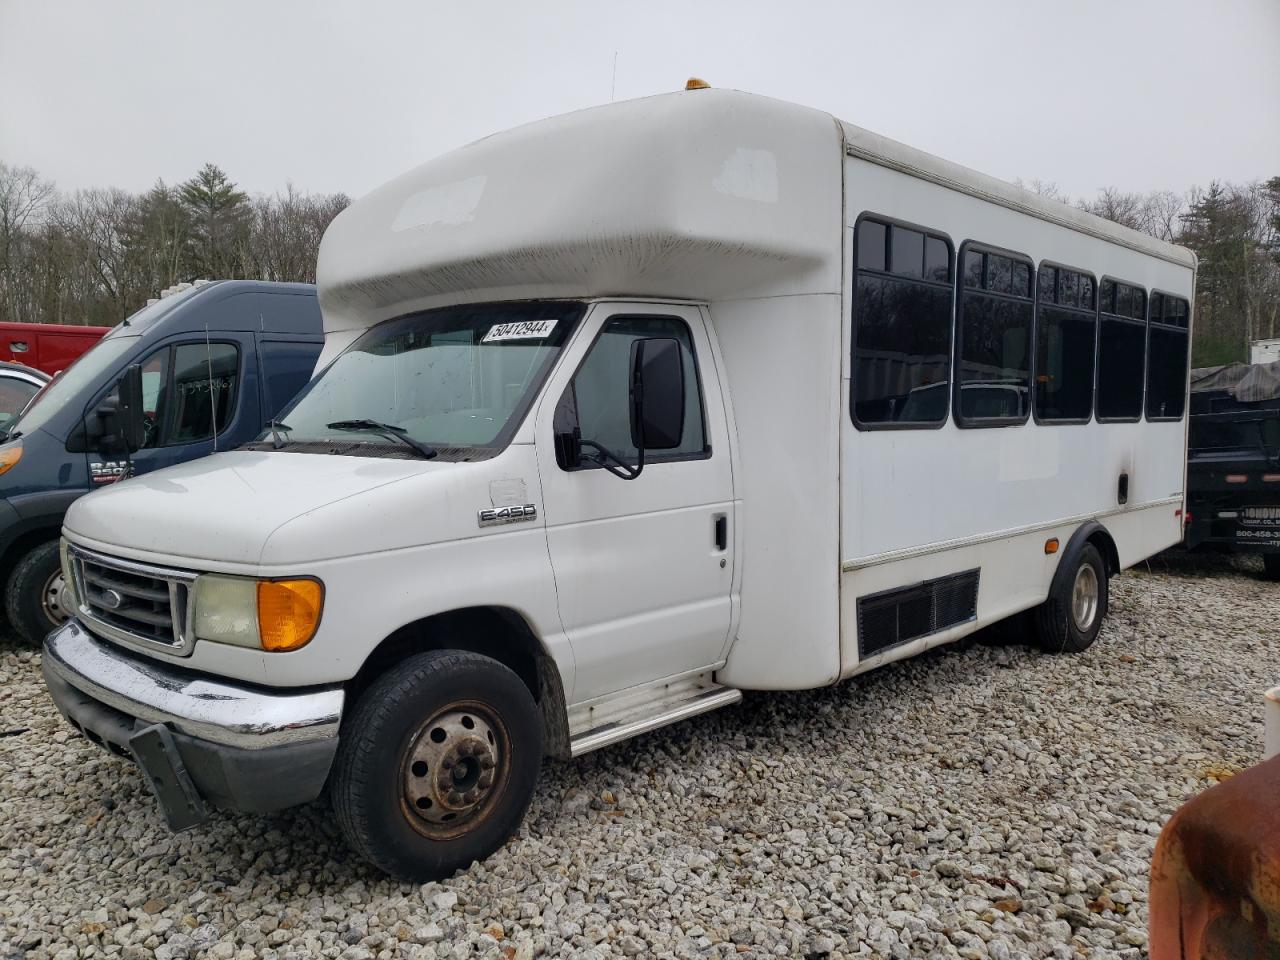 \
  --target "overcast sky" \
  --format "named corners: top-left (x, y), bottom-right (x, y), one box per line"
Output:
top-left (2, 0), bottom-right (1276, 203)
